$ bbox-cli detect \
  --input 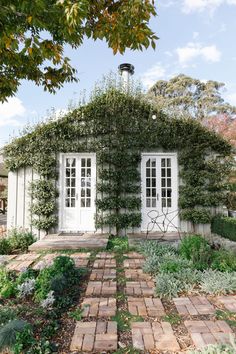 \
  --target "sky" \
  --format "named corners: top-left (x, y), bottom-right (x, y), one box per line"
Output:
top-left (1, 0), bottom-right (236, 147)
